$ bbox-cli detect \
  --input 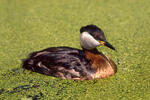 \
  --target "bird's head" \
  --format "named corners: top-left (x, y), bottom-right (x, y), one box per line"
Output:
top-left (80, 24), bottom-right (115, 50)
